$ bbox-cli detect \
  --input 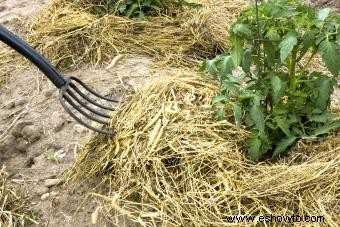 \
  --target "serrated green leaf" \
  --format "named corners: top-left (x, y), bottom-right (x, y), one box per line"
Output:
top-left (230, 34), bottom-right (244, 67)
top-left (274, 116), bottom-right (291, 137)
top-left (319, 39), bottom-right (340, 76)
top-left (206, 59), bottom-right (218, 76)
top-left (215, 107), bottom-right (226, 121)
top-left (309, 112), bottom-right (335, 123)
top-left (265, 27), bottom-right (280, 41)
top-left (264, 41), bottom-right (276, 68)
top-left (273, 136), bottom-right (296, 157)
top-left (300, 32), bottom-right (315, 58)
top-left (246, 133), bottom-right (262, 161)
top-left (242, 49), bottom-right (252, 73)
top-left (313, 121), bottom-right (340, 136)
top-left (270, 75), bottom-right (283, 104)
top-left (220, 55), bottom-right (235, 80)
top-left (231, 102), bottom-right (242, 129)
top-left (212, 95), bottom-right (228, 105)
top-left (318, 8), bottom-right (331, 22)
top-left (279, 32), bottom-right (298, 63)
top-left (250, 104), bottom-right (265, 133)
top-left (232, 23), bottom-right (253, 38)
top-left (314, 76), bottom-right (335, 110)
top-left (222, 81), bottom-right (240, 95)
